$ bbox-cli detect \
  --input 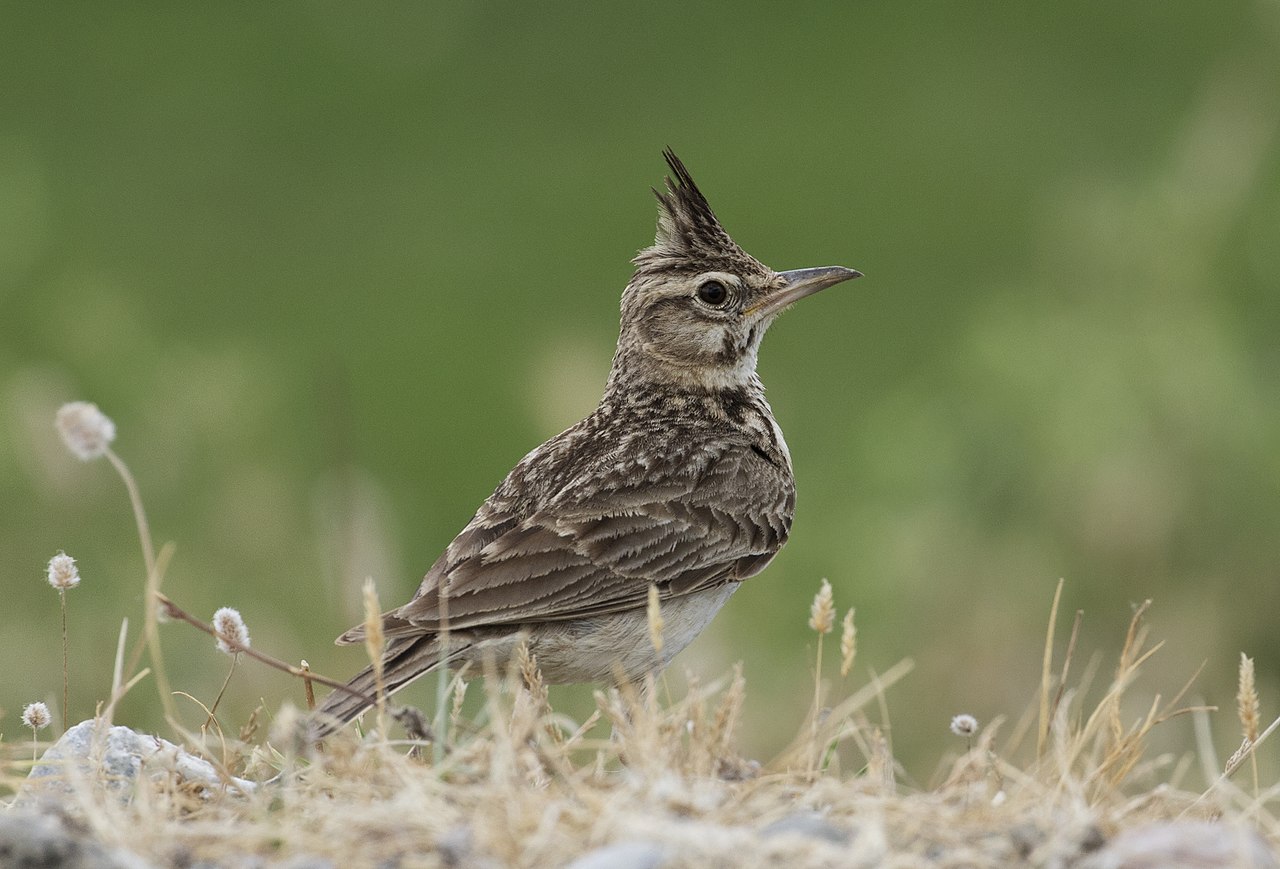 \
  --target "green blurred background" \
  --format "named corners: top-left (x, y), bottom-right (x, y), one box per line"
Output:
top-left (3, 3), bottom-right (1278, 775)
